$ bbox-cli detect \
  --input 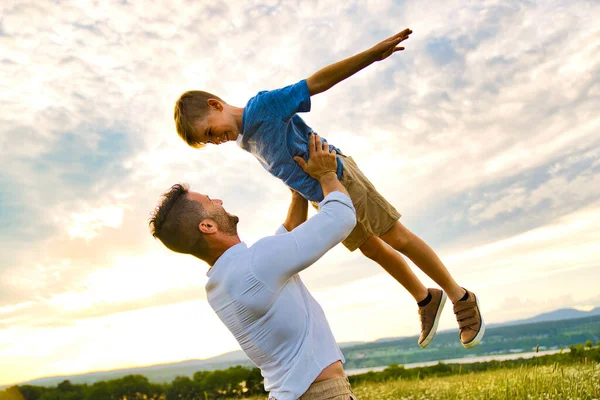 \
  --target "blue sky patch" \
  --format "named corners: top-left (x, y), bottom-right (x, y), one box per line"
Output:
top-left (32, 129), bottom-right (131, 193)
top-left (426, 37), bottom-right (459, 66)
top-left (0, 177), bottom-right (55, 245)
